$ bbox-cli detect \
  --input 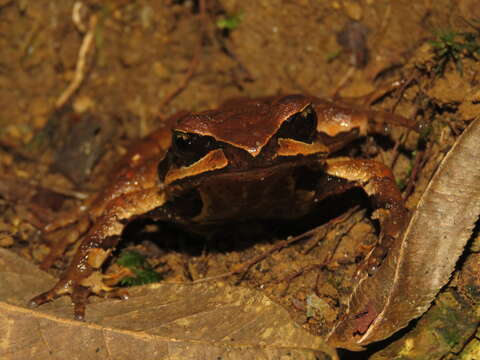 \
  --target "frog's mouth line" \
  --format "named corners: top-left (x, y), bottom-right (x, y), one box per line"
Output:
top-left (165, 150), bottom-right (326, 190)
top-left (164, 138), bottom-right (333, 187)
top-left (164, 148), bottom-right (229, 185)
